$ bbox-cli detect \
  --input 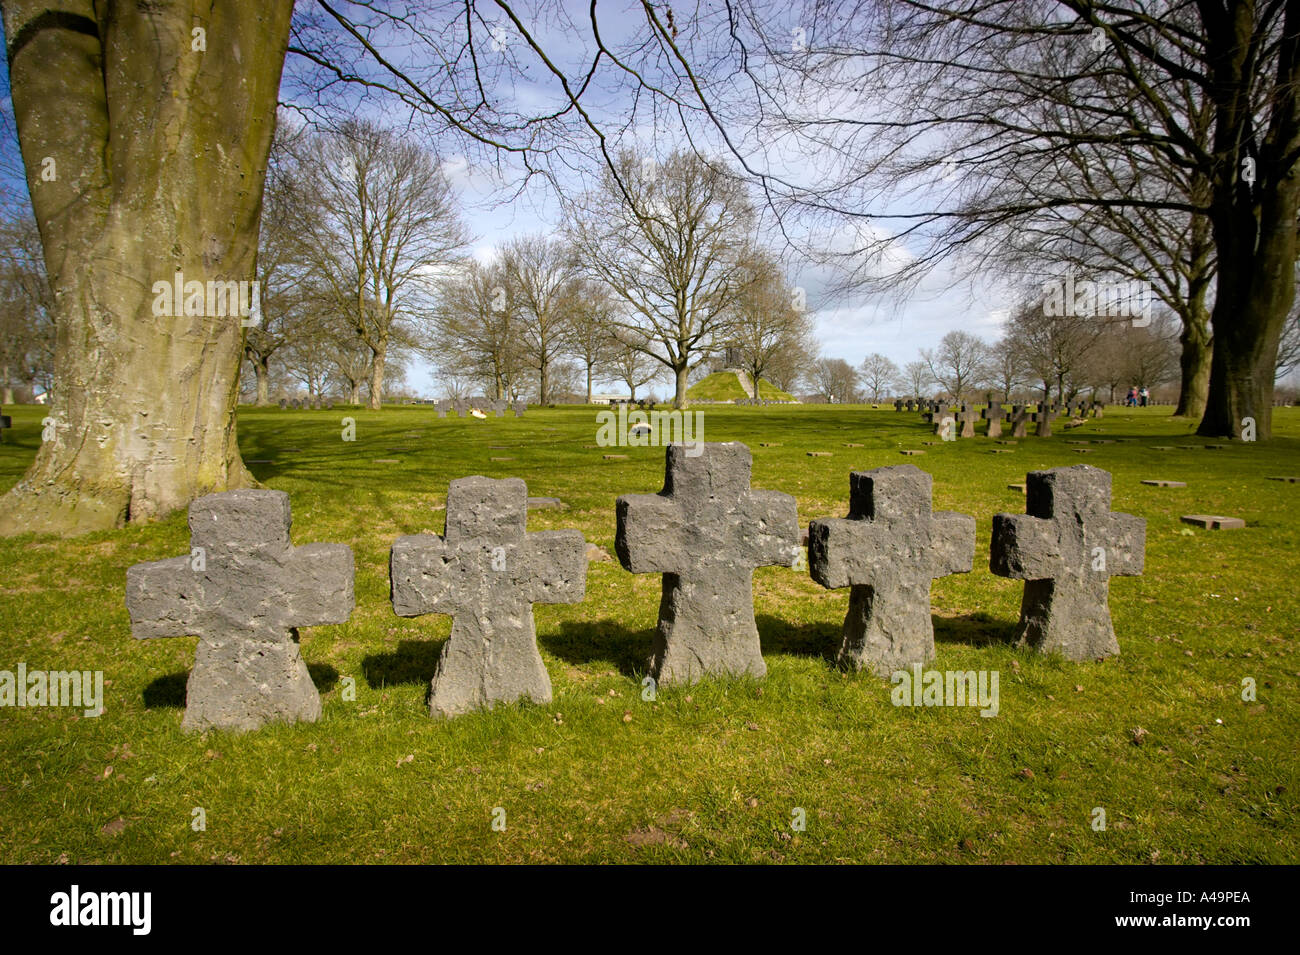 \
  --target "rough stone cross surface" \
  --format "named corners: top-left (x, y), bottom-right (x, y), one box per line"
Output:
top-left (391, 476), bottom-right (586, 718)
top-left (982, 404), bottom-right (1004, 438)
top-left (990, 465), bottom-right (1145, 659)
top-left (1006, 404), bottom-right (1030, 438)
top-left (955, 404), bottom-right (980, 438)
top-left (125, 490), bottom-right (355, 732)
top-left (808, 465), bottom-right (975, 673)
top-left (615, 443), bottom-right (799, 685)
top-left (1033, 404), bottom-right (1059, 437)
